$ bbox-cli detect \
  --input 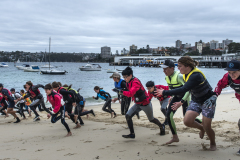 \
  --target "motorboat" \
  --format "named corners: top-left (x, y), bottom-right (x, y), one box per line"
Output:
top-left (24, 65), bottom-right (40, 72)
top-left (41, 69), bottom-right (67, 75)
top-left (16, 64), bottom-right (31, 70)
top-left (0, 62), bottom-right (8, 67)
top-left (107, 69), bottom-right (122, 73)
top-left (79, 63), bottom-right (101, 71)
top-left (41, 64), bottom-right (54, 68)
